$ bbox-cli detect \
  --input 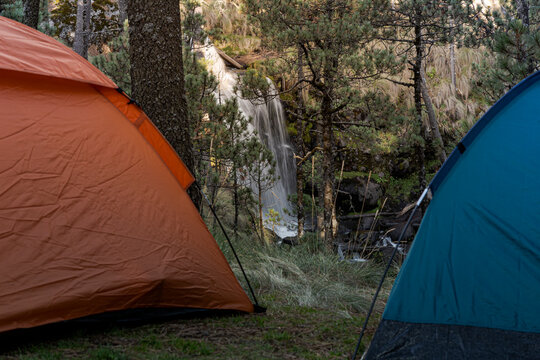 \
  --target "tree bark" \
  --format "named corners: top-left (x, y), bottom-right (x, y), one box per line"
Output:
top-left (23, 0), bottom-right (40, 29)
top-left (515, 0), bottom-right (535, 74)
top-left (516, 0), bottom-right (530, 26)
top-left (73, 0), bottom-right (91, 59)
top-left (321, 93), bottom-right (334, 247)
top-left (420, 66), bottom-right (447, 164)
top-left (128, 0), bottom-right (200, 207)
top-left (448, 5), bottom-right (456, 96)
top-left (413, 2), bottom-right (427, 190)
top-left (258, 177), bottom-right (265, 244)
top-left (233, 171), bottom-right (239, 239)
top-left (295, 45), bottom-right (305, 239)
top-left (118, 0), bottom-right (128, 25)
